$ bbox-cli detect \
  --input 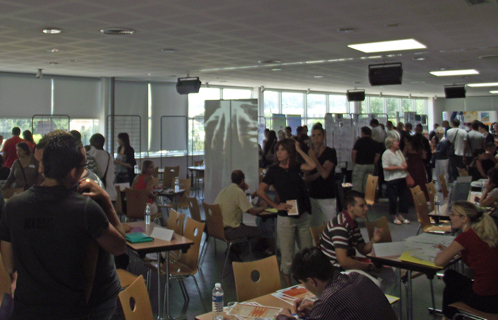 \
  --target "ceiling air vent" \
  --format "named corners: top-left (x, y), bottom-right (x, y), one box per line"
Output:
top-left (100, 28), bottom-right (135, 35)
top-left (465, 0), bottom-right (489, 5)
top-left (480, 55), bottom-right (498, 60)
